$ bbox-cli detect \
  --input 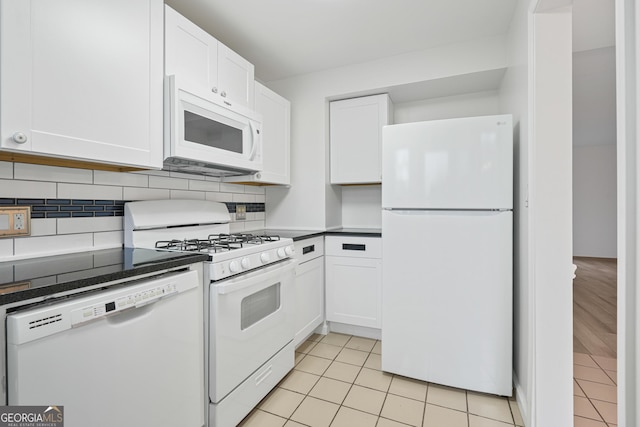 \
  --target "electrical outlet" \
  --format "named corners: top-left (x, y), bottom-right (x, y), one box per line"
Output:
top-left (236, 204), bottom-right (246, 221)
top-left (14, 212), bottom-right (25, 230)
top-left (0, 206), bottom-right (30, 237)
